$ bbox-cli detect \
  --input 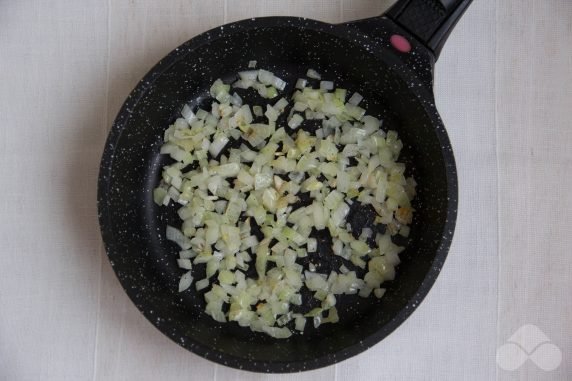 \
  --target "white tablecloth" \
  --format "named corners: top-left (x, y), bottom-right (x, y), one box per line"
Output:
top-left (1, 1), bottom-right (570, 380)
